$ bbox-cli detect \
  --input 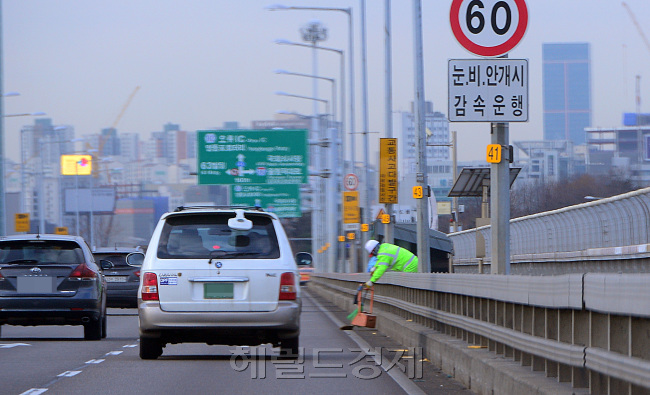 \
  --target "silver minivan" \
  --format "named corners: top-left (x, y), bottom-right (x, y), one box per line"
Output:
top-left (129, 207), bottom-right (306, 360)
